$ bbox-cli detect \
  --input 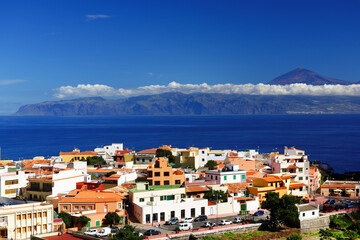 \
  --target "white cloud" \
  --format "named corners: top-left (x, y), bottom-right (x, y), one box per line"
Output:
top-left (0, 79), bottom-right (26, 85)
top-left (85, 14), bottom-right (111, 20)
top-left (53, 82), bottom-right (360, 99)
